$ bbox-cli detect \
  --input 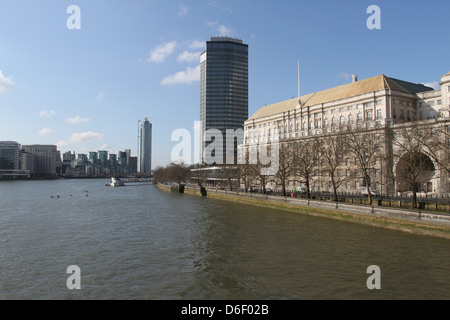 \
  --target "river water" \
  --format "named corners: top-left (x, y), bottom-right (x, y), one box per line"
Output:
top-left (0, 179), bottom-right (449, 300)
